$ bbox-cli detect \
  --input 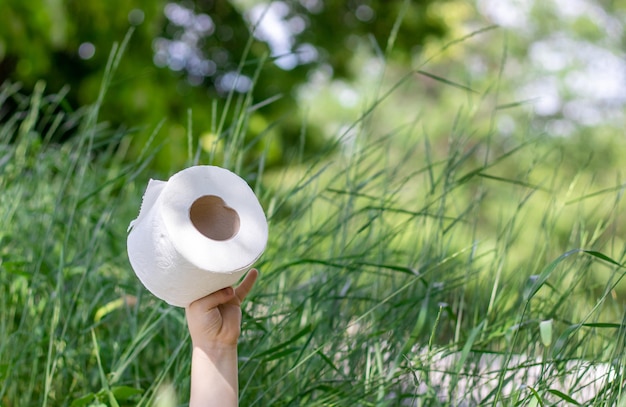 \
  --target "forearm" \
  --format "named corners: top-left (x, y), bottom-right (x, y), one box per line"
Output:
top-left (190, 344), bottom-right (239, 407)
